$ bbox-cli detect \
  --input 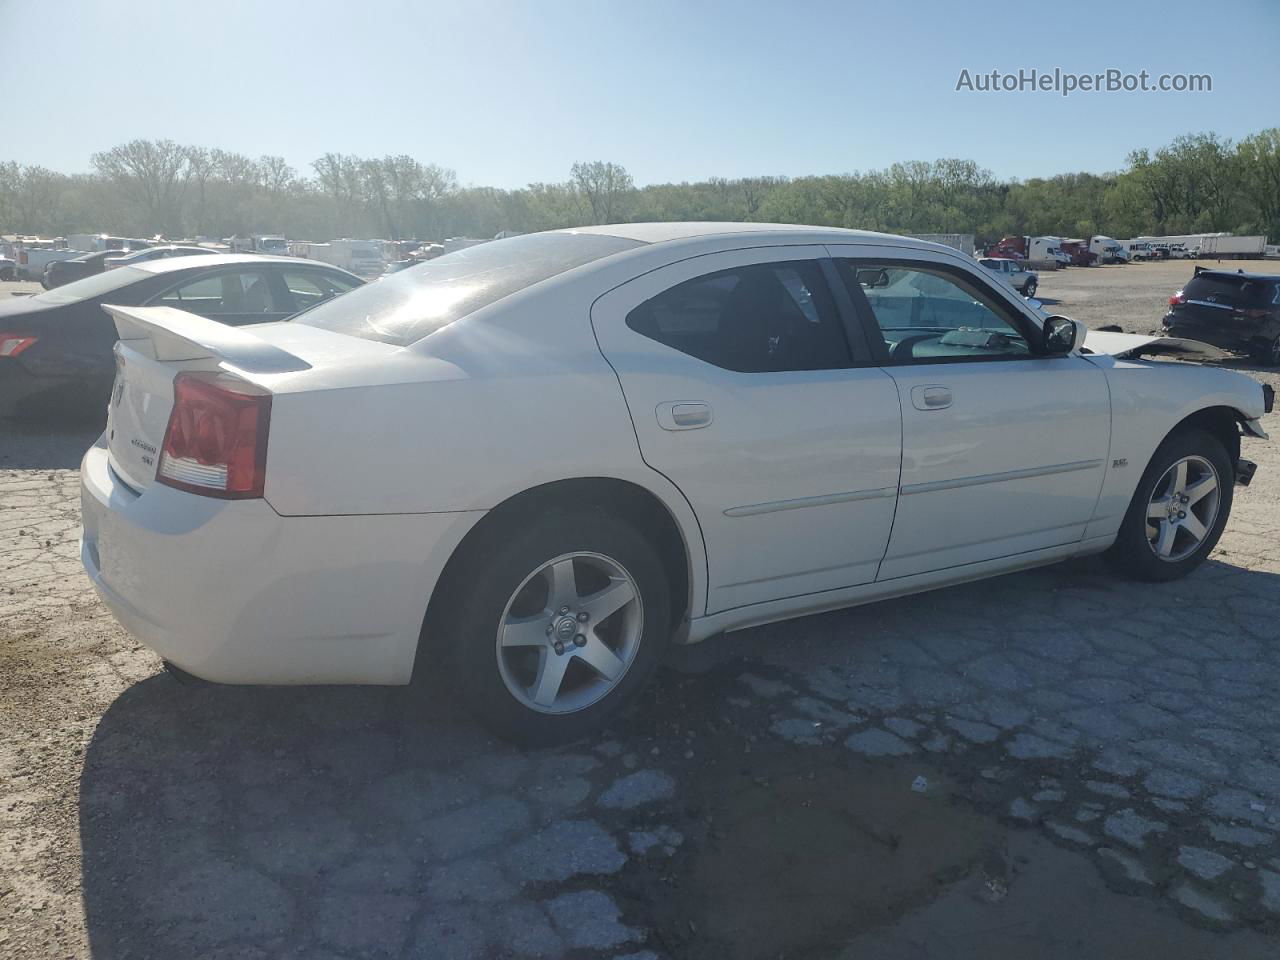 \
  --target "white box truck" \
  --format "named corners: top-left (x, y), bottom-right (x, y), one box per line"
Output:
top-left (304, 239), bottom-right (384, 277)
top-left (1028, 237), bottom-right (1070, 266)
top-left (1088, 236), bottom-right (1129, 264)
